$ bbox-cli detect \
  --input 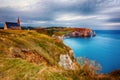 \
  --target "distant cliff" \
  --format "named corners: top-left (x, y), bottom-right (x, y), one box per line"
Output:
top-left (64, 28), bottom-right (93, 37)
top-left (34, 27), bottom-right (96, 37)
